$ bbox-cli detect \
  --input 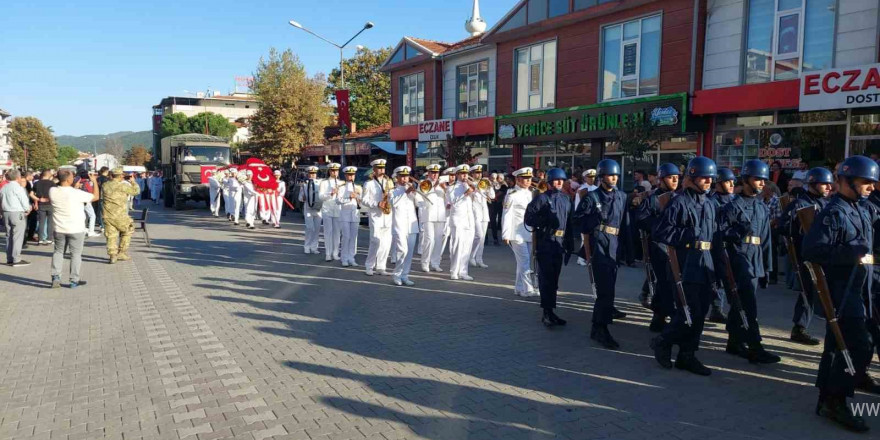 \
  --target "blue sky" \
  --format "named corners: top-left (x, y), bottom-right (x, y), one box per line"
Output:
top-left (0, 0), bottom-right (511, 137)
